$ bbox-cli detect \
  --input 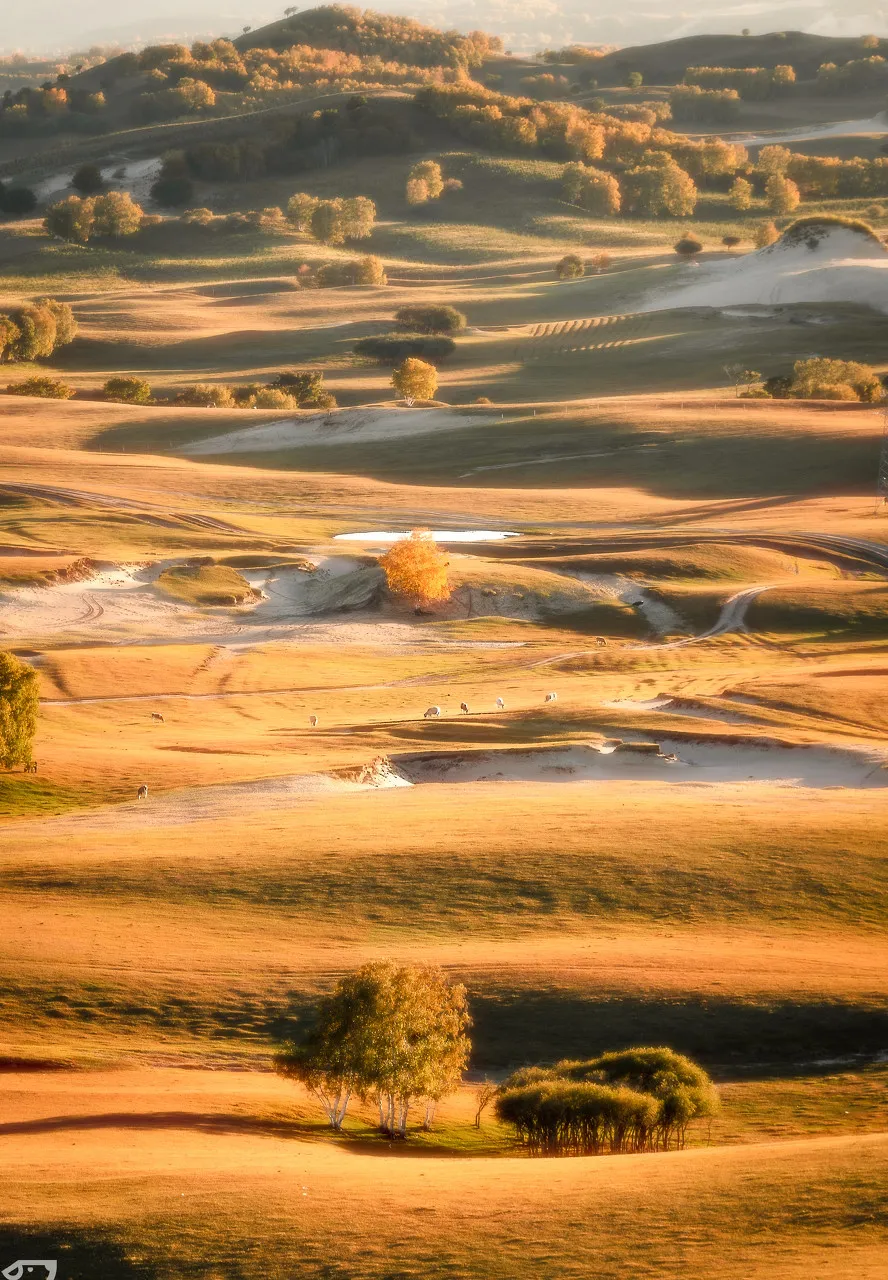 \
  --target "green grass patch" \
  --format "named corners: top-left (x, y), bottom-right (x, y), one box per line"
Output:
top-left (0, 775), bottom-right (98, 819)
top-left (154, 563), bottom-right (258, 606)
